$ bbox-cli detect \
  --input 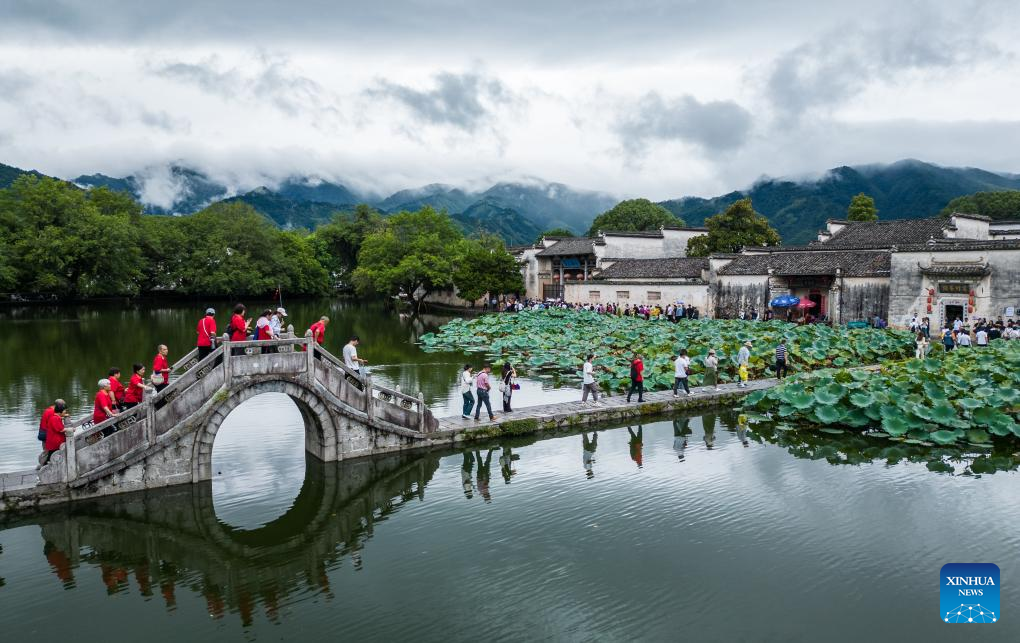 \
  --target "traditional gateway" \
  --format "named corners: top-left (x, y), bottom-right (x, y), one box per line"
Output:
top-left (512, 213), bottom-right (1020, 329)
